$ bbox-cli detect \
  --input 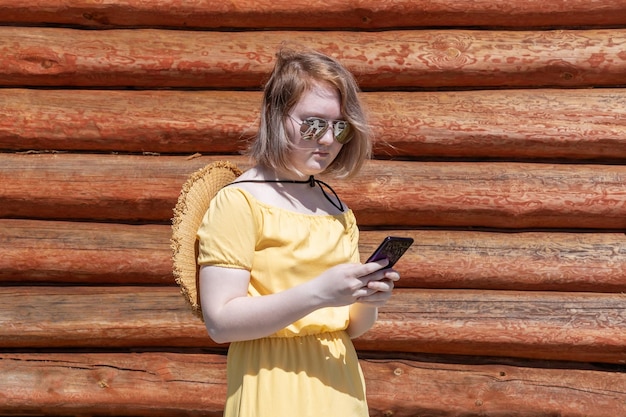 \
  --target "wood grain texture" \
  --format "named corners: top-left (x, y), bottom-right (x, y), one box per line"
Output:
top-left (0, 219), bottom-right (173, 284)
top-left (361, 229), bottom-right (626, 292)
top-left (2, 154), bottom-right (625, 229)
top-left (0, 89), bottom-right (259, 154)
top-left (363, 356), bottom-right (626, 417)
top-left (1, 352), bottom-right (624, 417)
top-left (0, 352), bottom-right (227, 417)
top-left (3, 219), bottom-right (625, 292)
top-left (0, 286), bottom-right (624, 364)
top-left (2, 0), bottom-right (626, 29)
top-left (3, 88), bottom-right (626, 161)
top-left (1, 1), bottom-right (625, 415)
top-left (360, 289), bottom-right (626, 363)
top-left (2, 27), bottom-right (626, 88)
